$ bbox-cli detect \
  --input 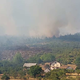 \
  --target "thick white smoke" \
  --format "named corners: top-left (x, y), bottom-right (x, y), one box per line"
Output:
top-left (0, 0), bottom-right (80, 37)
